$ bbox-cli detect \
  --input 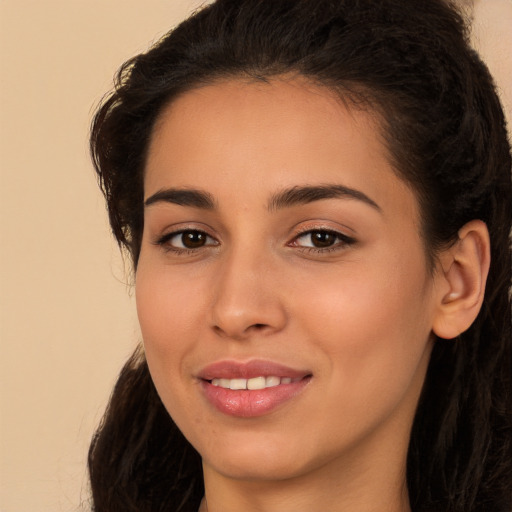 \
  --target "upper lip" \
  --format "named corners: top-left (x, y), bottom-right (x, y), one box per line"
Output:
top-left (198, 359), bottom-right (311, 381)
